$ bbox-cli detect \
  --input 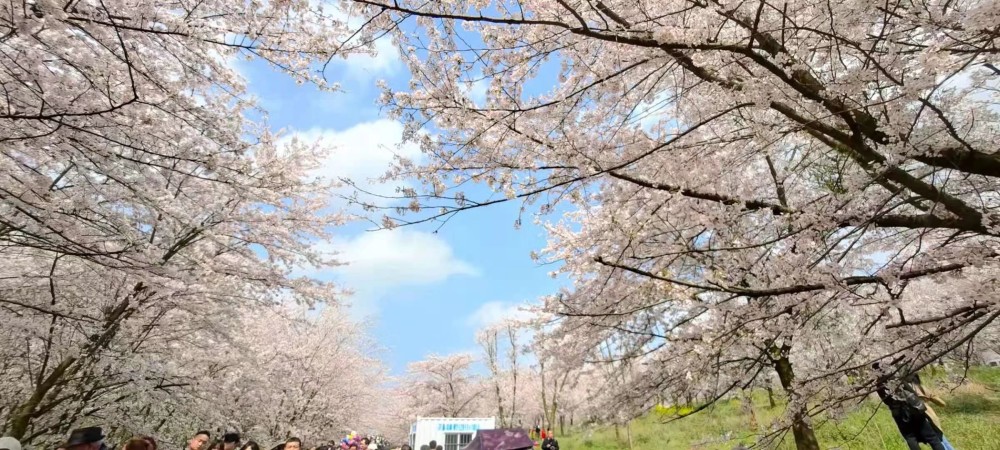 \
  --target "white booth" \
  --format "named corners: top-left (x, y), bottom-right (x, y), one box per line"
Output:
top-left (408, 417), bottom-right (496, 450)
